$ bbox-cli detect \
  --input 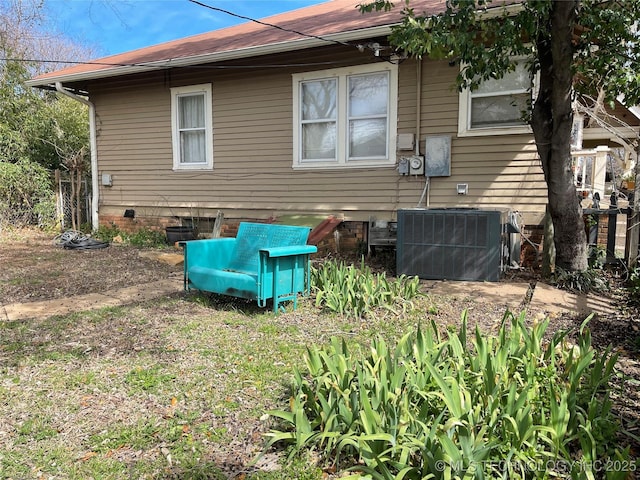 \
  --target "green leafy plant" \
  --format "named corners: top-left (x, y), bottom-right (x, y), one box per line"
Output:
top-left (0, 158), bottom-right (56, 228)
top-left (587, 245), bottom-right (606, 269)
top-left (127, 228), bottom-right (167, 247)
top-left (94, 224), bottom-right (167, 248)
top-left (552, 266), bottom-right (609, 293)
top-left (311, 259), bottom-right (423, 318)
top-left (266, 312), bottom-right (631, 479)
top-left (95, 223), bottom-right (120, 242)
top-left (628, 266), bottom-right (640, 298)
top-left (584, 213), bottom-right (597, 229)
